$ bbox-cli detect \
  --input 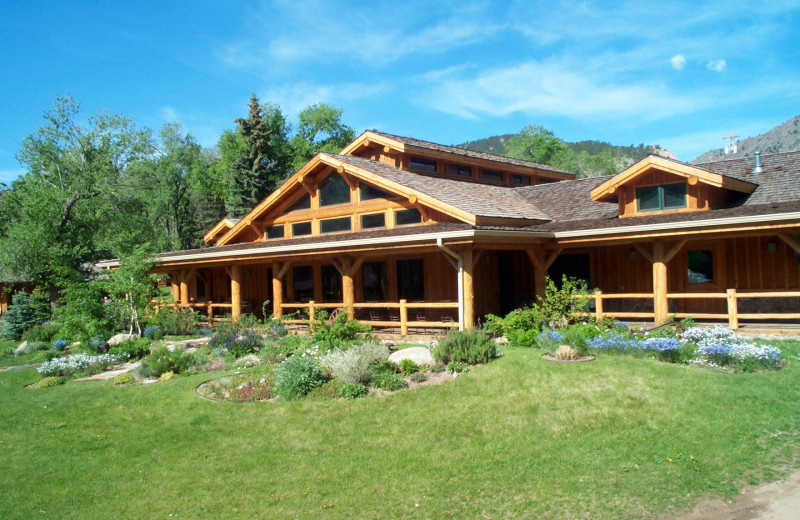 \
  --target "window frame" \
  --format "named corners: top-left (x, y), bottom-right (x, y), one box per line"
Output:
top-left (636, 182), bottom-right (687, 213)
